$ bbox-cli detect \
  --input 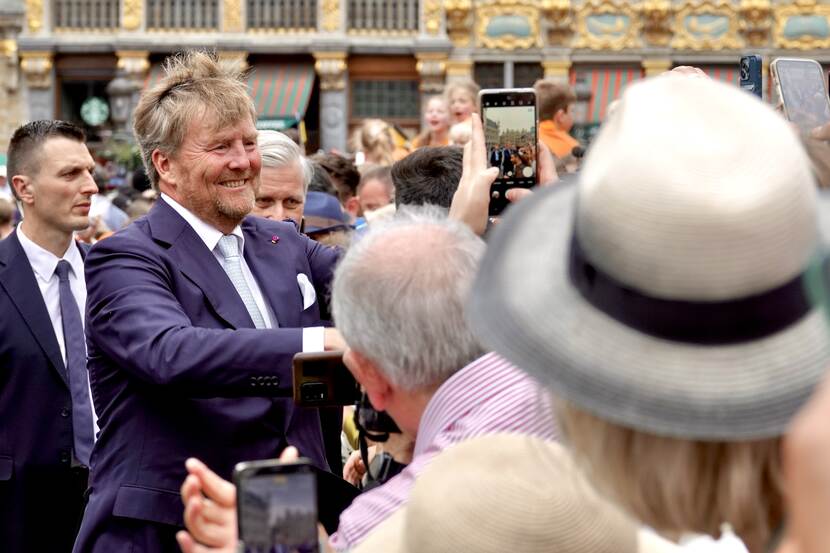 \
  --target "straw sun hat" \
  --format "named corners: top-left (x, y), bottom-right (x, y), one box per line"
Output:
top-left (469, 74), bottom-right (830, 440)
top-left (352, 433), bottom-right (680, 553)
